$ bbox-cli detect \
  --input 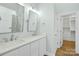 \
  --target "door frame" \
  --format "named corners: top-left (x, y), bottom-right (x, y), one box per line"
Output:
top-left (56, 11), bottom-right (77, 48)
top-left (75, 11), bottom-right (79, 53)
